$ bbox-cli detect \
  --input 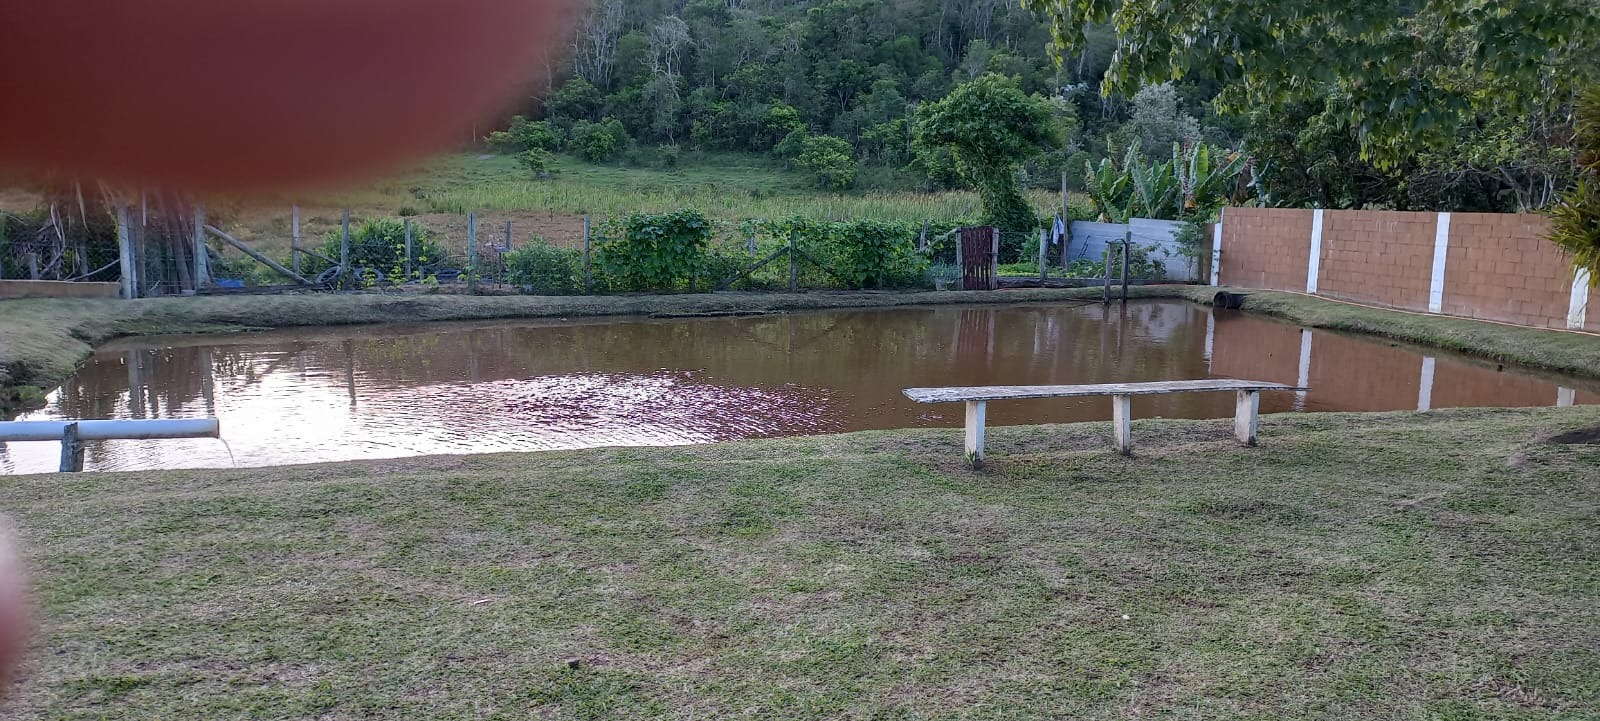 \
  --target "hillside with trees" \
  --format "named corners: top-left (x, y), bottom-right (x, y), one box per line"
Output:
top-left (504, 0), bottom-right (1595, 218)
